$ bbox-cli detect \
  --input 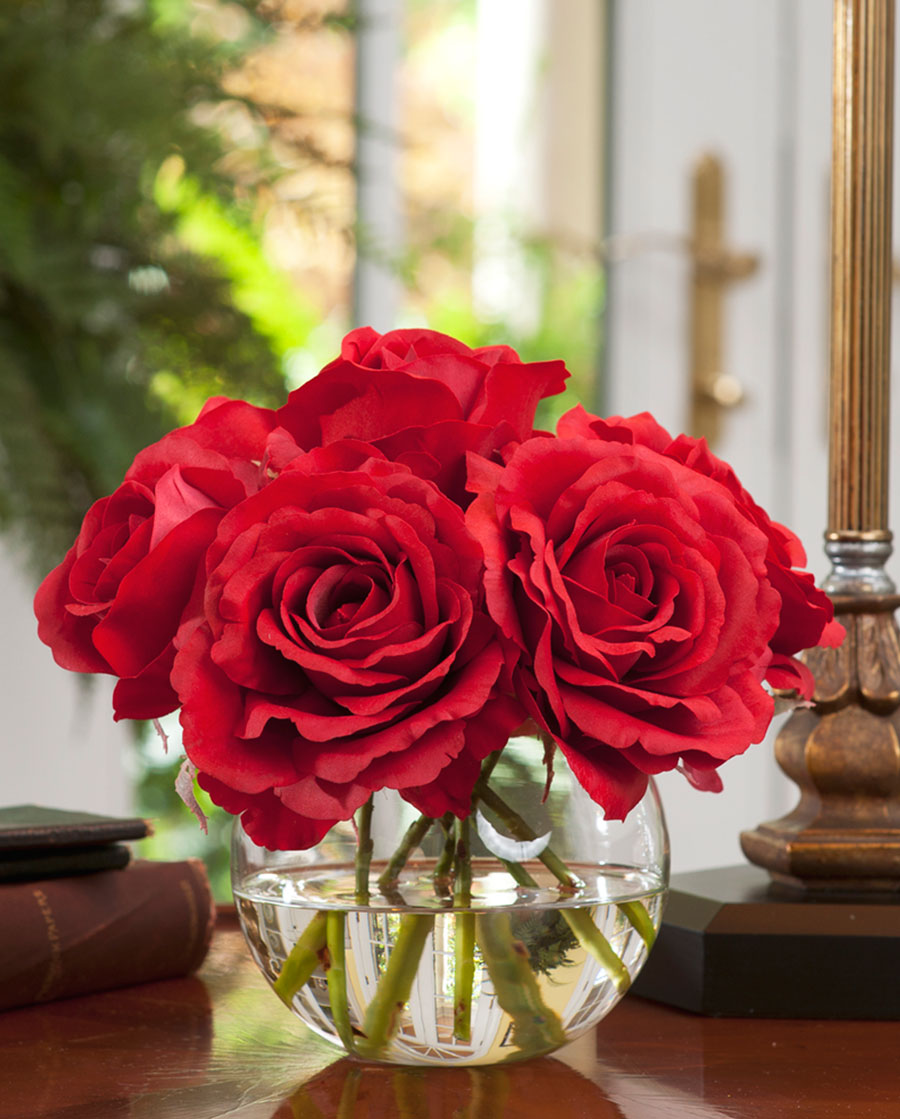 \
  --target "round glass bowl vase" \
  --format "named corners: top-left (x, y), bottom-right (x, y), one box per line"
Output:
top-left (231, 735), bottom-right (669, 1067)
